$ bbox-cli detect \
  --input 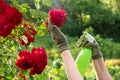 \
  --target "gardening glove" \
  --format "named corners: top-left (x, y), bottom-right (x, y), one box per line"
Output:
top-left (86, 42), bottom-right (103, 60)
top-left (77, 34), bottom-right (103, 60)
top-left (48, 20), bottom-right (69, 53)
